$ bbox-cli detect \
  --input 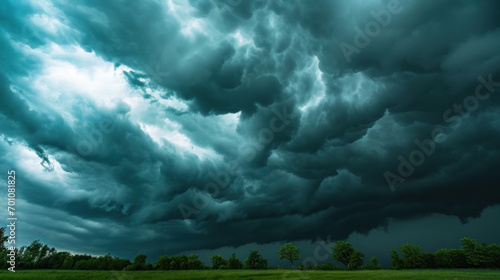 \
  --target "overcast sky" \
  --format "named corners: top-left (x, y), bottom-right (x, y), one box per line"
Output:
top-left (1, 0), bottom-right (500, 268)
